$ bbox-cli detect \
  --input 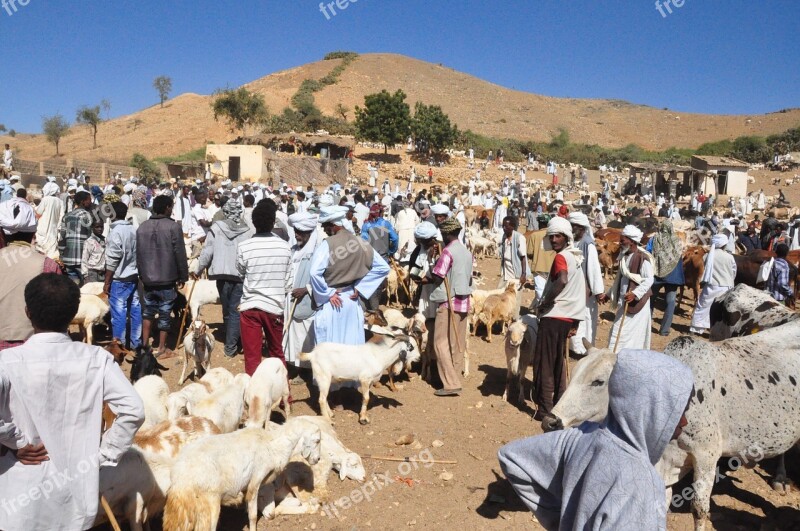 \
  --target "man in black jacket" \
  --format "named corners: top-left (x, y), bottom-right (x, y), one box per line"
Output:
top-left (136, 195), bottom-right (188, 358)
